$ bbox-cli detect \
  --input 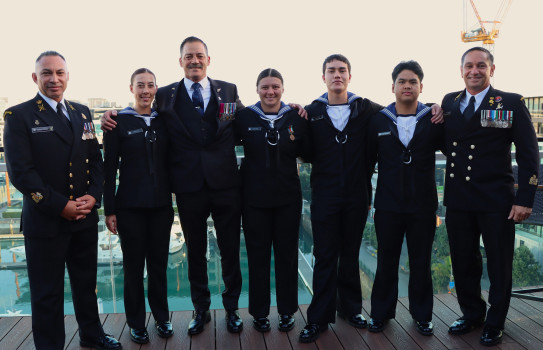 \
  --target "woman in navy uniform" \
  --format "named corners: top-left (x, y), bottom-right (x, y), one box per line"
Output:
top-left (234, 69), bottom-right (310, 332)
top-left (103, 68), bottom-right (174, 344)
